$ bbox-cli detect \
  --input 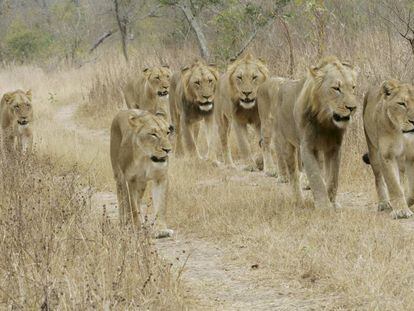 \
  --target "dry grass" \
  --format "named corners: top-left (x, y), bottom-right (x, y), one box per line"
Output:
top-left (72, 39), bottom-right (414, 309)
top-left (0, 155), bottom-right (184, 309)
top-left (0, 64), bottom-right (185, 309)
top-left (2, 28), bottom-right (414, 308)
